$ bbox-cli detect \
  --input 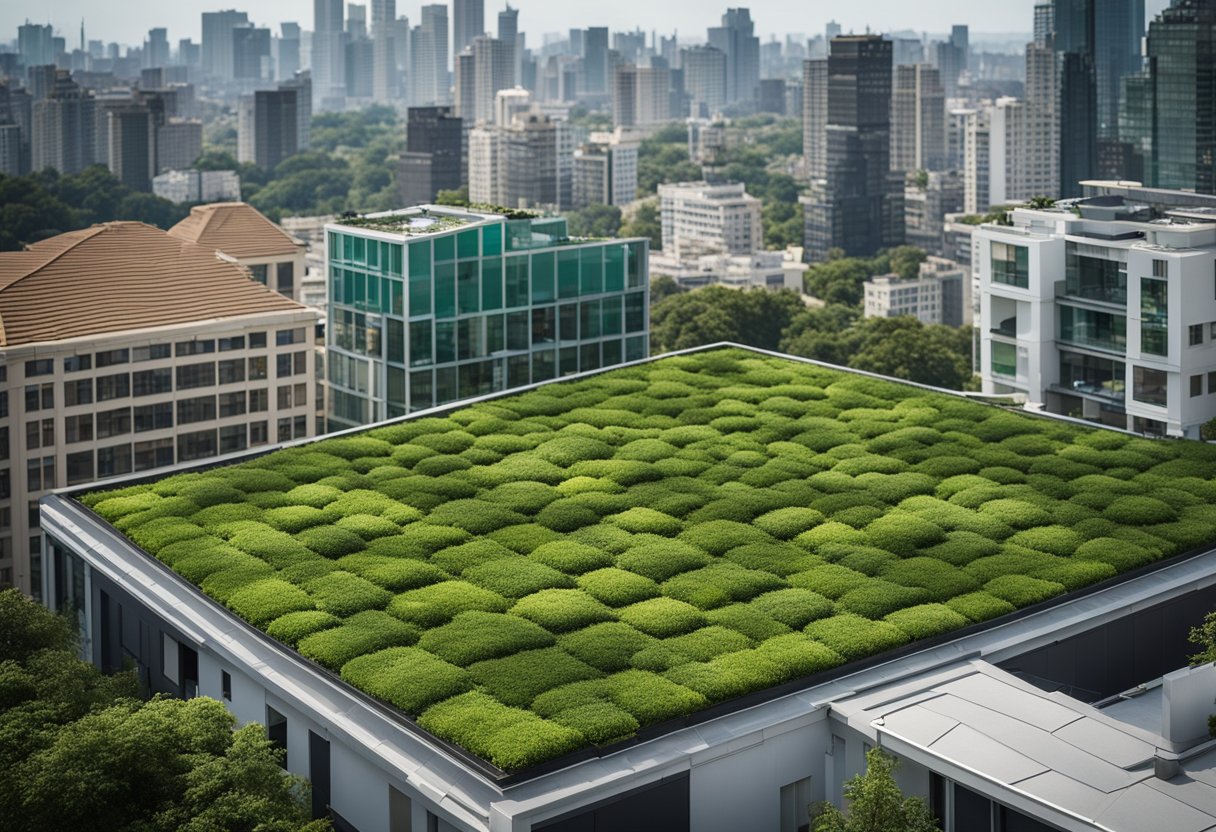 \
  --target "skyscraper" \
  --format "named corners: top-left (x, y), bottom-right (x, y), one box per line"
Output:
top-left (801, 36), bottom-right (902, 262)
top-left (707, 8), bottom-right (760, 105)
top-left (397, 106), bottom-right (462, 205)
top-left (935, 25), bottom-right (968, 97)
top-left (1053, 0), bottom-right (1097, 197)
top-left (1146, 0), bottom-right (1216, 194)
top-left (108, 107), bottom-right (156, 191)
top-left (232, 25), bottom-right (271, 81)
top-left (371, 0), bottom-right (398, 102)
top-left (1095, 0), bottom-right (1144, 141)
top-left (682, 45), bottom-right (727, 118)
top-left (471, 36), bottom-right (513, 124)
top-left (802, 58), bottom-right (827, 180)
top-left (498, 4), bottom-right (520, 86)
top-left (890, 64), bottom-right (946, 173)
top-left (31, 71), bottom-right (96, 175)
top-left (201, 10), bottom-right (249, 80)
top-left (313, 0), bottom-right (346, 109)
top-left (411, 5), bottom-right (449, 106)
top-left (279, 23), bottom-right (301, 80)
top-left (583, 28), bottom-right (610, 96)
top-left (145, 28), bottom-right (170, 69)
top-left (453, 0), bottom-right (485, 67)
top-left (238, 83), bottom-right (302, 169)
